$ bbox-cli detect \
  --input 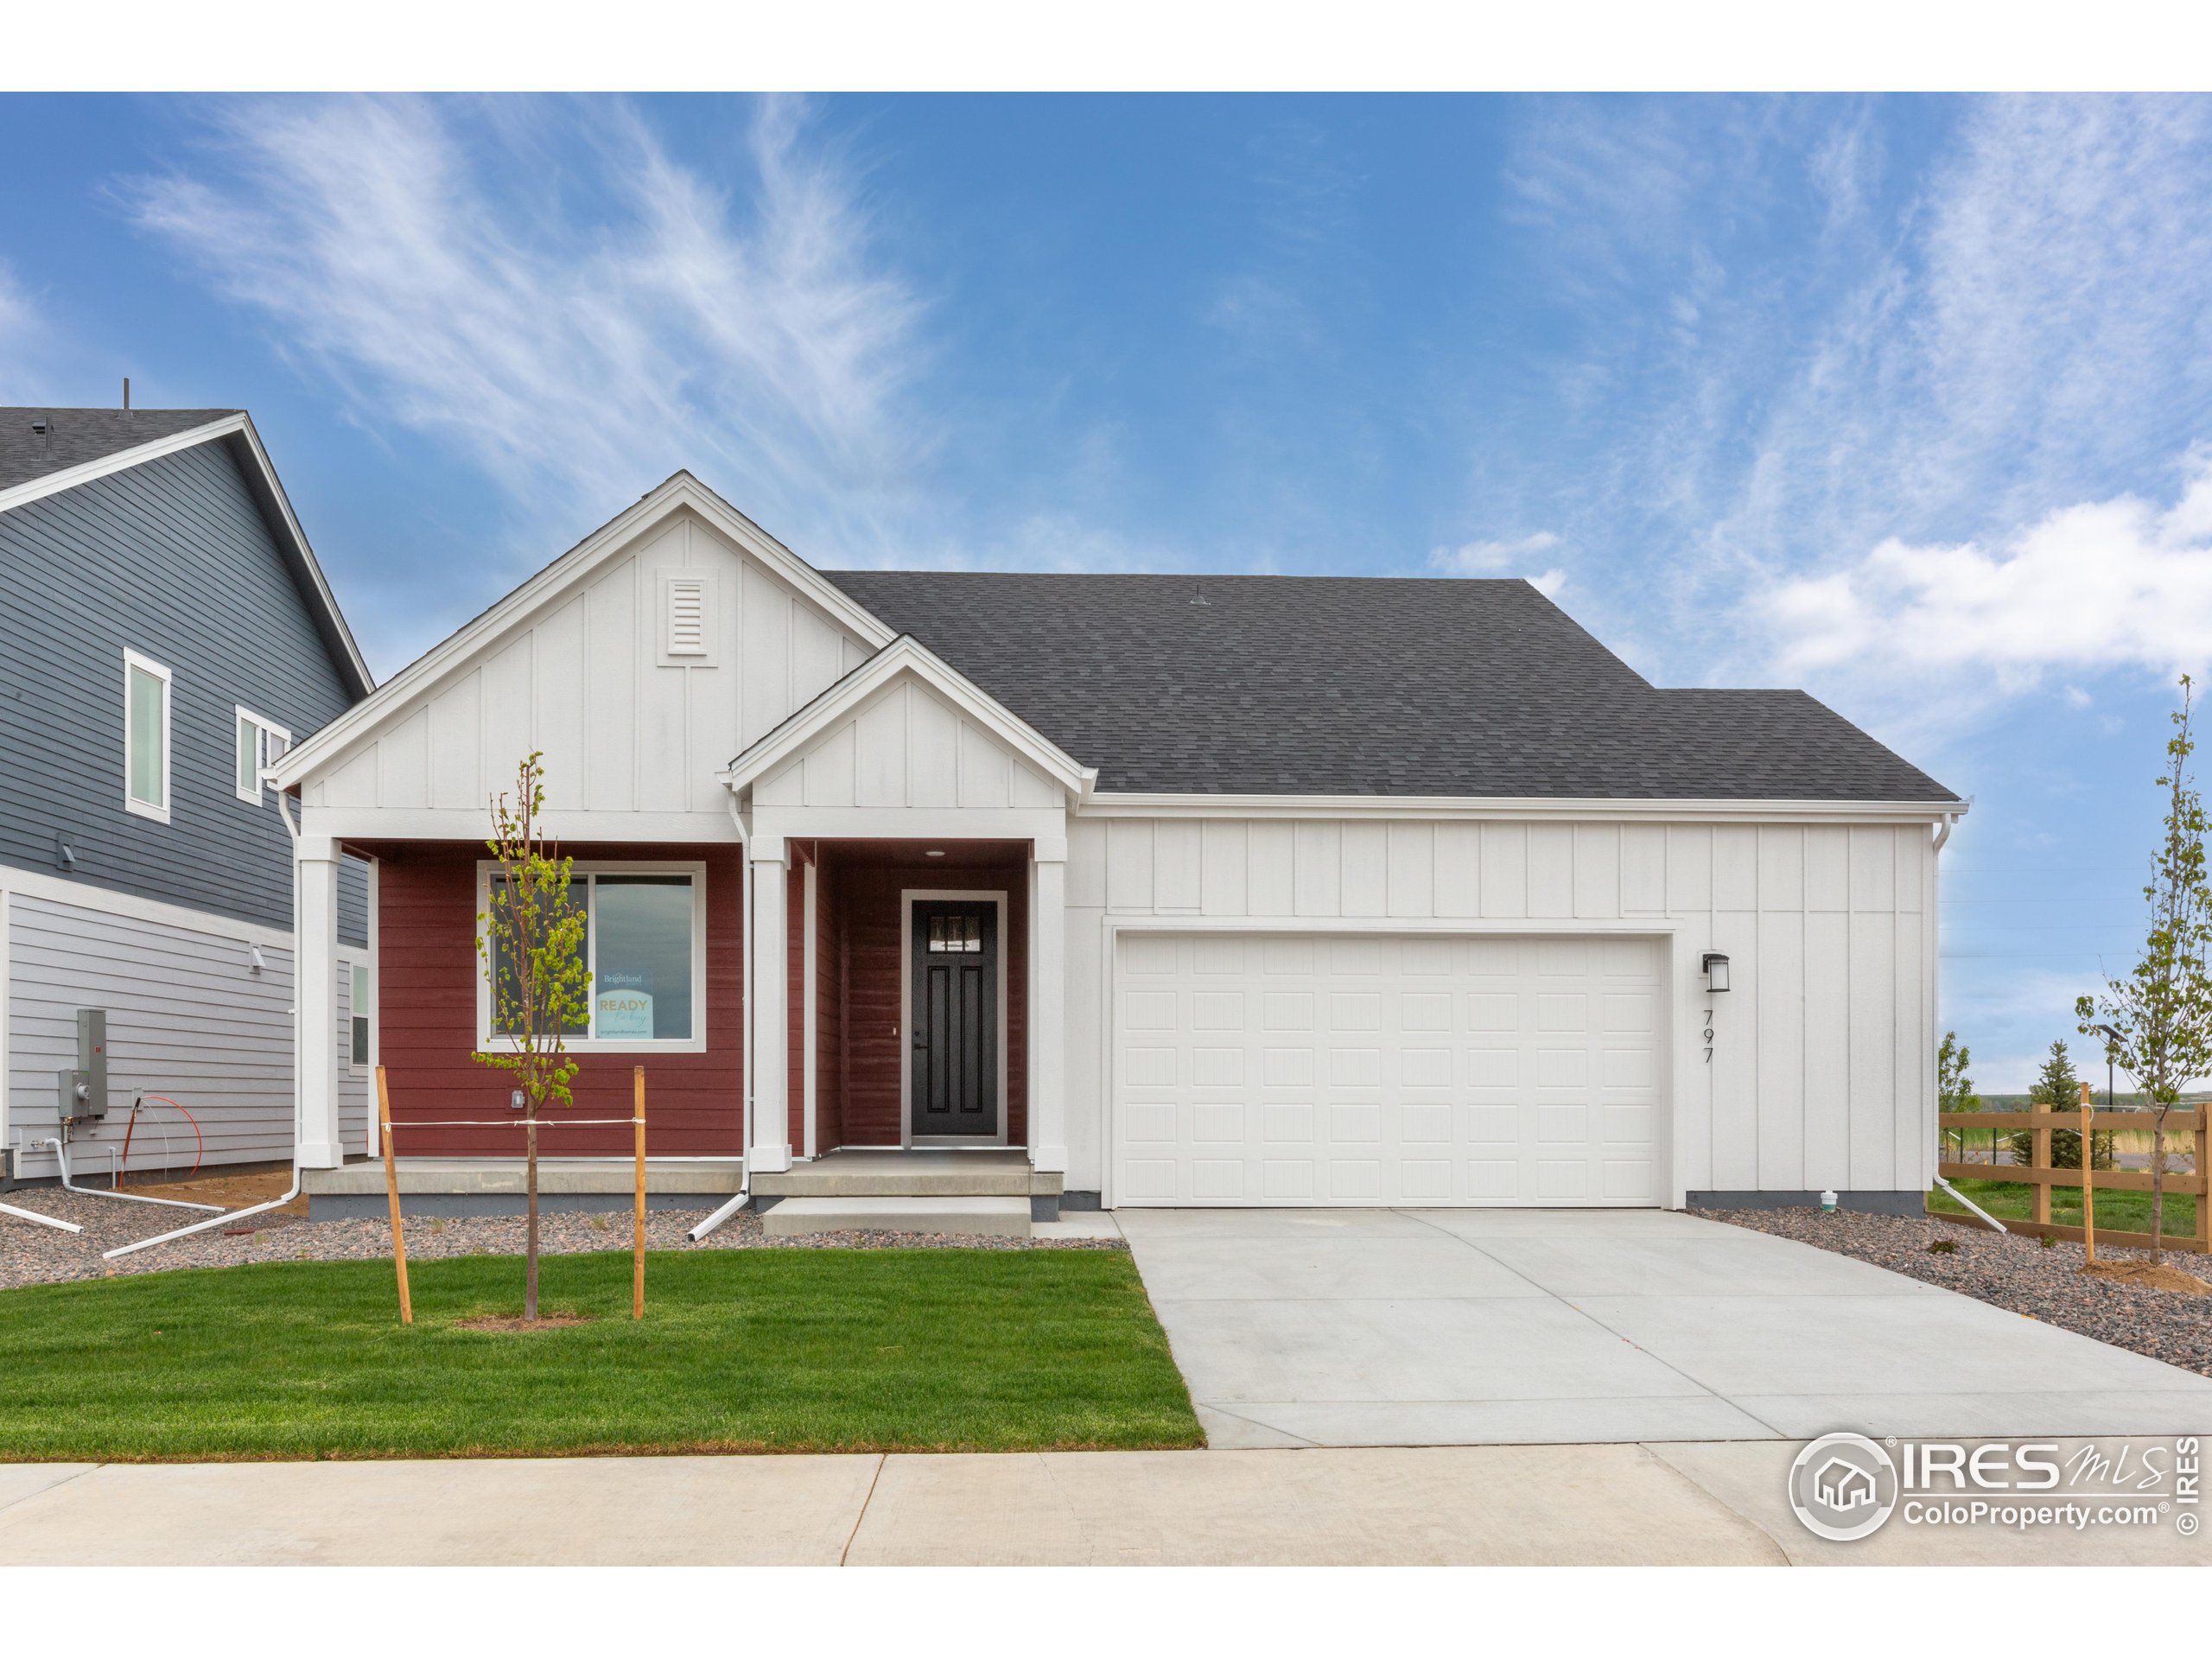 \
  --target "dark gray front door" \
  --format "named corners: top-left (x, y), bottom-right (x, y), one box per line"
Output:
top-left (910, 900), bottom-right (999, 1139)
